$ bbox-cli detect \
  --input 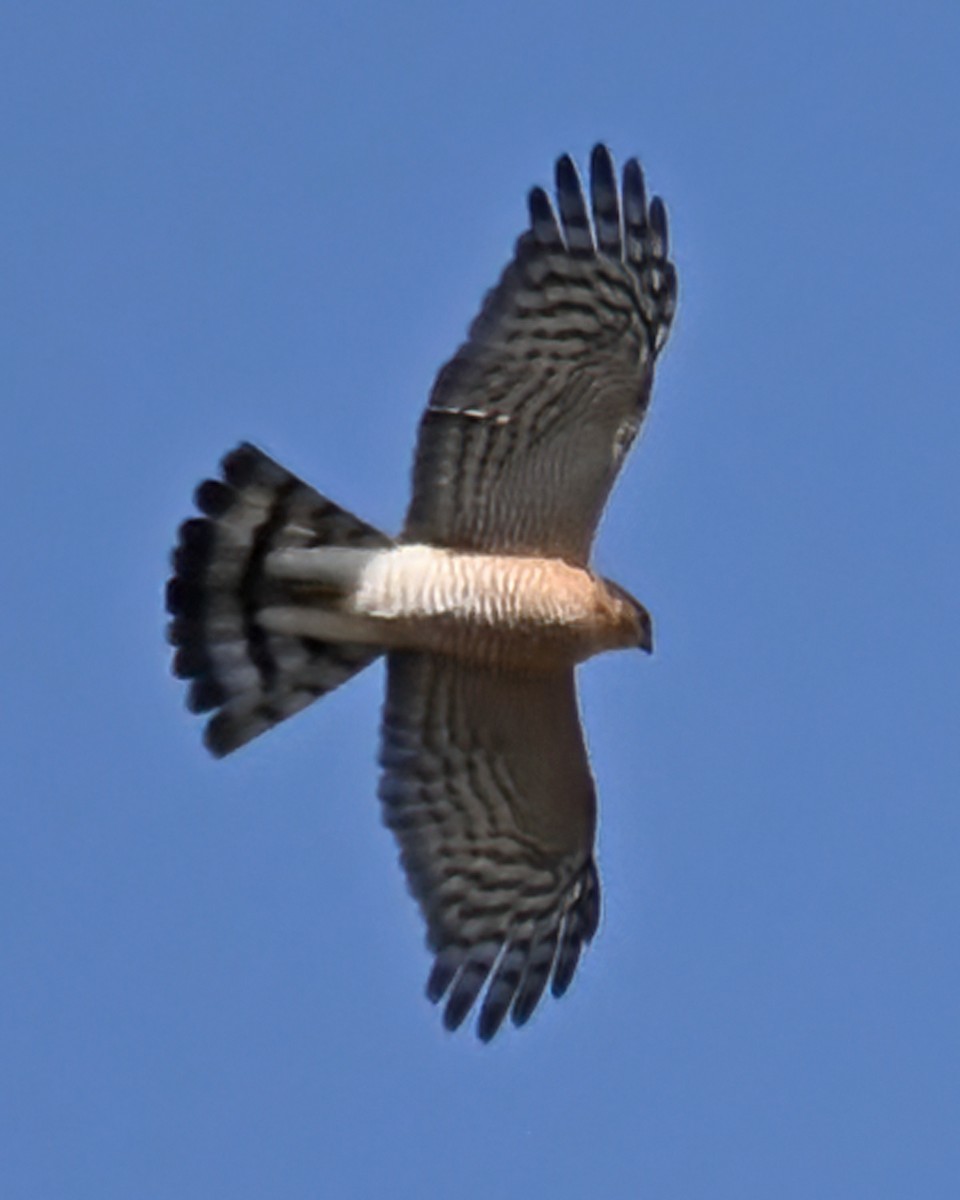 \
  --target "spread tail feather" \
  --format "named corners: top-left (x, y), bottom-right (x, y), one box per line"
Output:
top-left (166, 443), bottom-right (393, 756)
